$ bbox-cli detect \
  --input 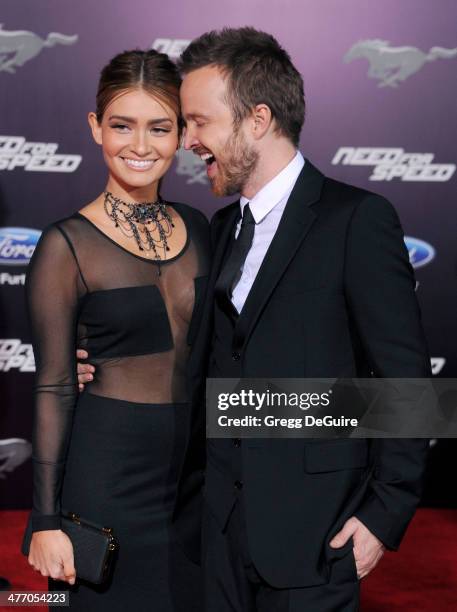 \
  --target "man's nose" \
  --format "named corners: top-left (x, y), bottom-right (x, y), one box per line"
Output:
top-left (182, 125), bottom-right (199, 151)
